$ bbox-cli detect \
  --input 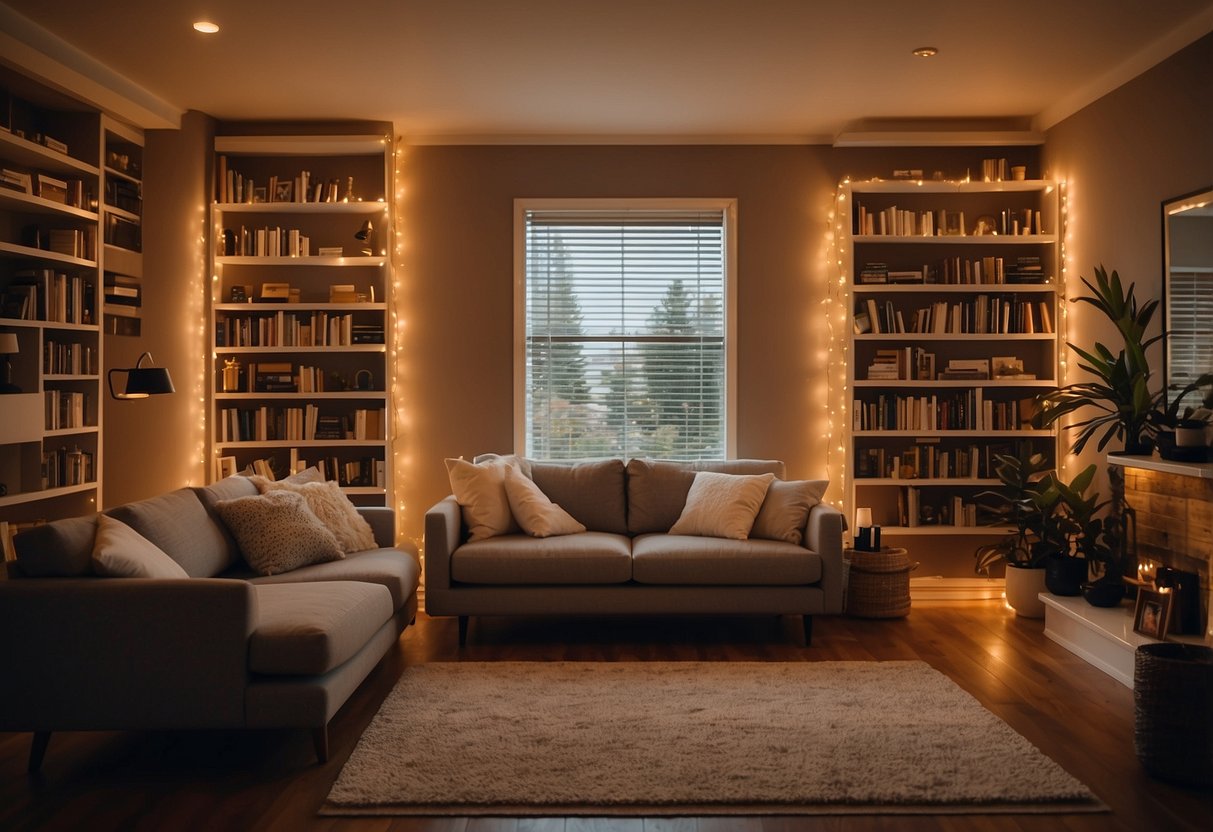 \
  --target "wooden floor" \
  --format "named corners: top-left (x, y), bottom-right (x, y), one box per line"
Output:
top-left (2, 602), bottom-right (1210, 831)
